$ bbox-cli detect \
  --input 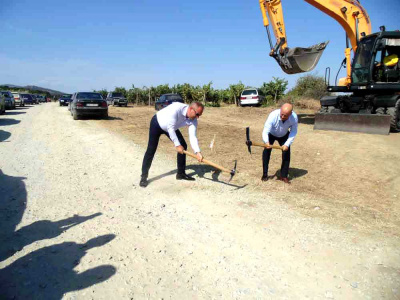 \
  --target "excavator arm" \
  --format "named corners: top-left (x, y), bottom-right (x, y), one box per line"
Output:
top-left (259, 0), bottom-right (372, 81)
